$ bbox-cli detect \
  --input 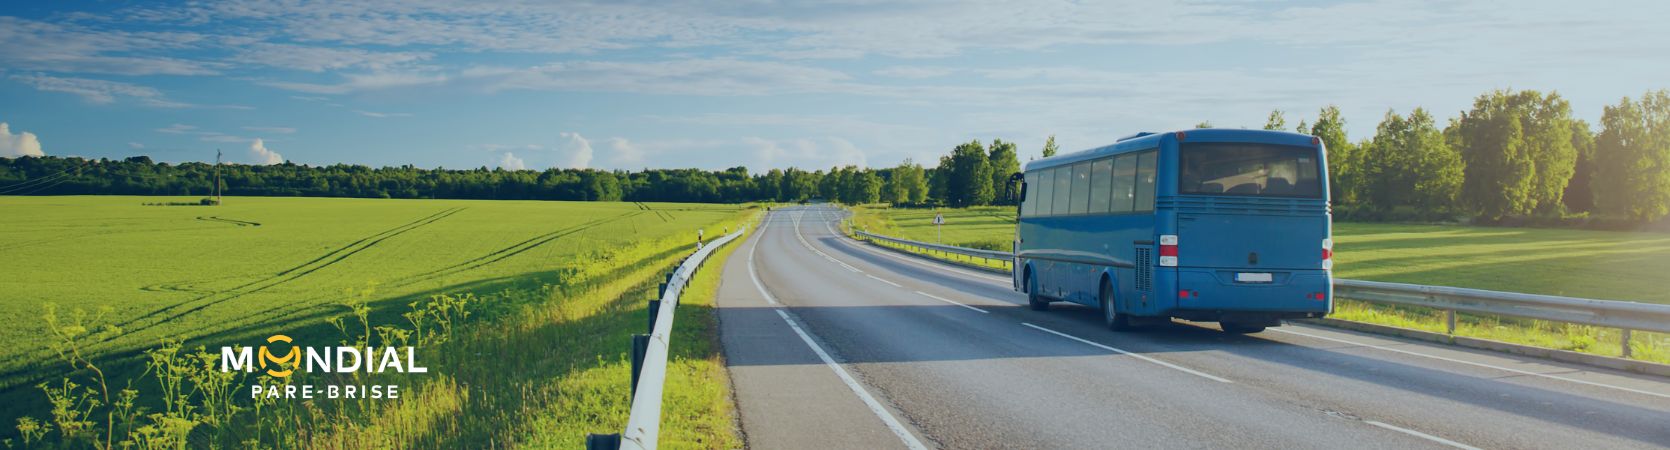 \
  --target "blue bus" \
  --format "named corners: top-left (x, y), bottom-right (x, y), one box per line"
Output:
top-left (1011, 129), bottom-right (1332, 333)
